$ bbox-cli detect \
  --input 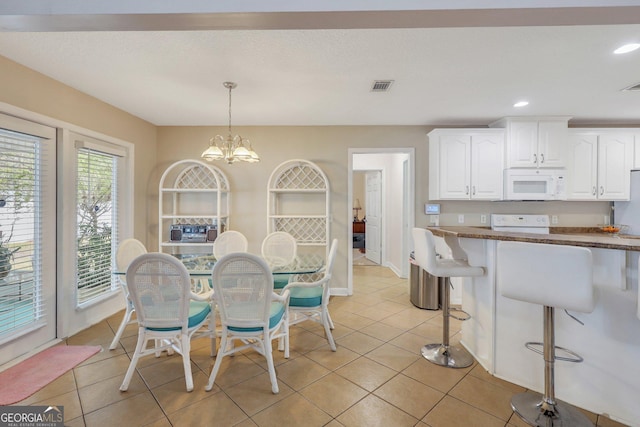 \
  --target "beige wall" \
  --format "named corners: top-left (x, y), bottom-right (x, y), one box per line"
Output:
top-left (156, 125), bottom-right (430, 290)
top-left (0, 55), bottom-right (157, 245)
